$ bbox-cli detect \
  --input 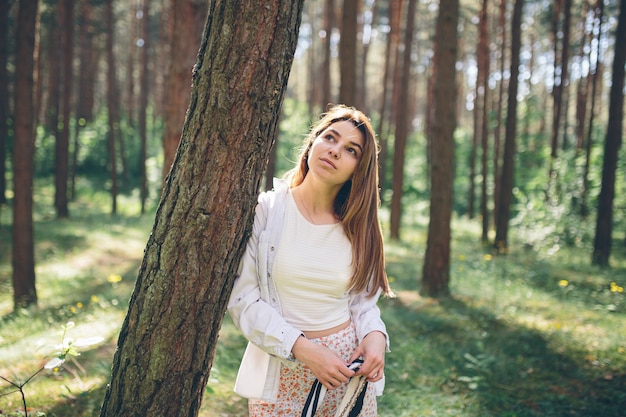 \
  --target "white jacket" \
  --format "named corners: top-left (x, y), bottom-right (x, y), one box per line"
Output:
top-left (227, 178), bottom-right (389, 402)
